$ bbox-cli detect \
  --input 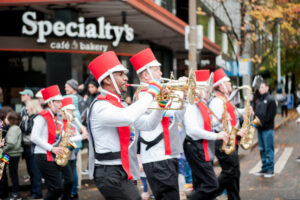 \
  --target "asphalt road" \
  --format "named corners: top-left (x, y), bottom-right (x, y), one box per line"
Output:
top-left (16, 117), bottom-right (299, 200)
